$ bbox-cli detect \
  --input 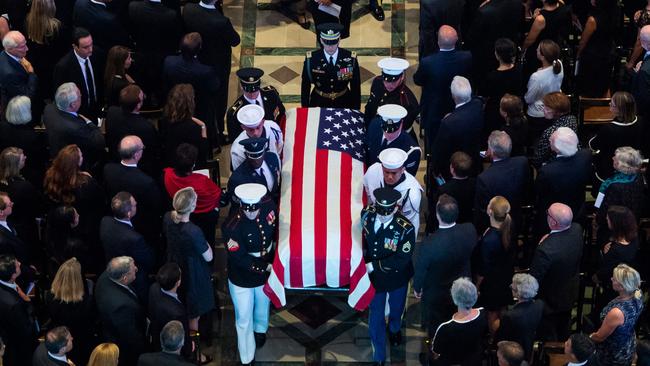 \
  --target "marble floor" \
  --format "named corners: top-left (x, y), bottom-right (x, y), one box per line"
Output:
top-left (204, 0), bottom-right (429, 364)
